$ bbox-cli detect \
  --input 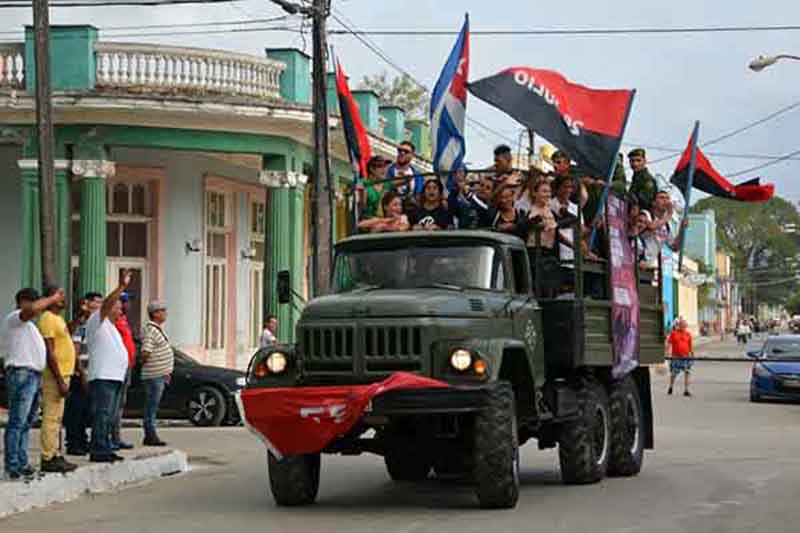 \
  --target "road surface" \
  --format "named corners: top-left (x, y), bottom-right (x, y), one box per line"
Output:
top-left (4, 336), bottom-right (800, 532)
